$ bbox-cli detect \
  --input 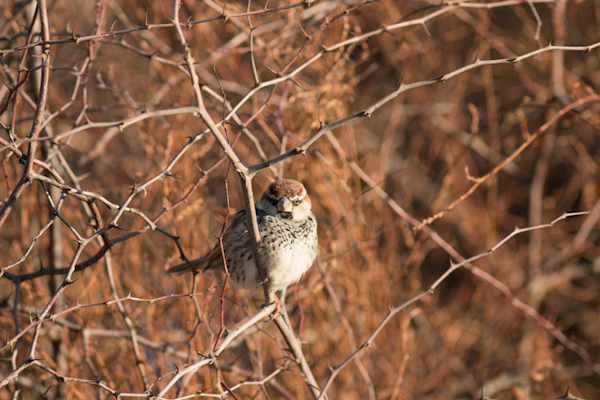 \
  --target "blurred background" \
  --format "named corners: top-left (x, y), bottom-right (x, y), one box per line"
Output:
top-left (1, 0), bottom-right (599, 399)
